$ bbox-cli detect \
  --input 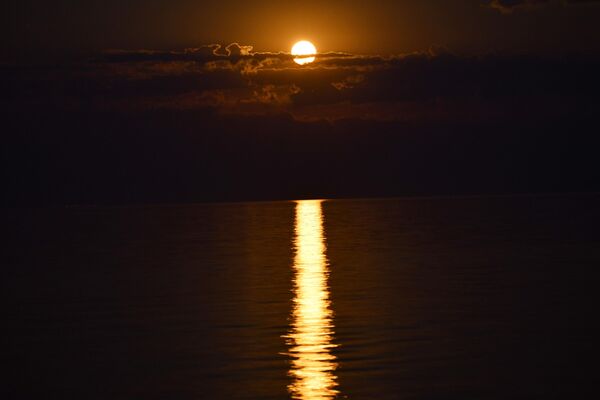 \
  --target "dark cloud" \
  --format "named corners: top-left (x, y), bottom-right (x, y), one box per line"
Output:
top-left (101, 45), bottom-right (221, 63)
top-left (2, 44), bottom-right (600, 206)
top-left (487, 0), bottom-right (600, 13)
top-left (99, 45), bottom-right (355, 66)
top-left (4, 44), bottom-right (600, 123)
top-left (3, 96), bottom-right (599, 206)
